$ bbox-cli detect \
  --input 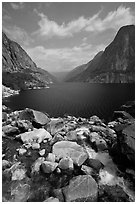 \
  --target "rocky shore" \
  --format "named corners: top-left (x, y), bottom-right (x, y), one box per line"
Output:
top-left (2, 101), bottom-right (135, 202)
top-left (2, 85), bottom-right (51, 99)
top-left (2, 85), bottom-right (19, 98)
